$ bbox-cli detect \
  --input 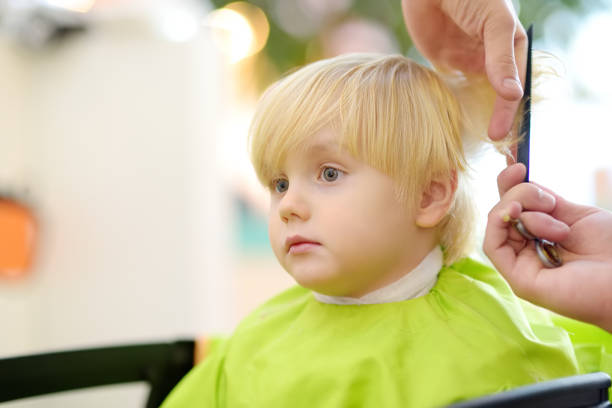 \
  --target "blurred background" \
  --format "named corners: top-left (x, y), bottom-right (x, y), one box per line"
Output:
top-left (0, 0), bottom-right (611, 406)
